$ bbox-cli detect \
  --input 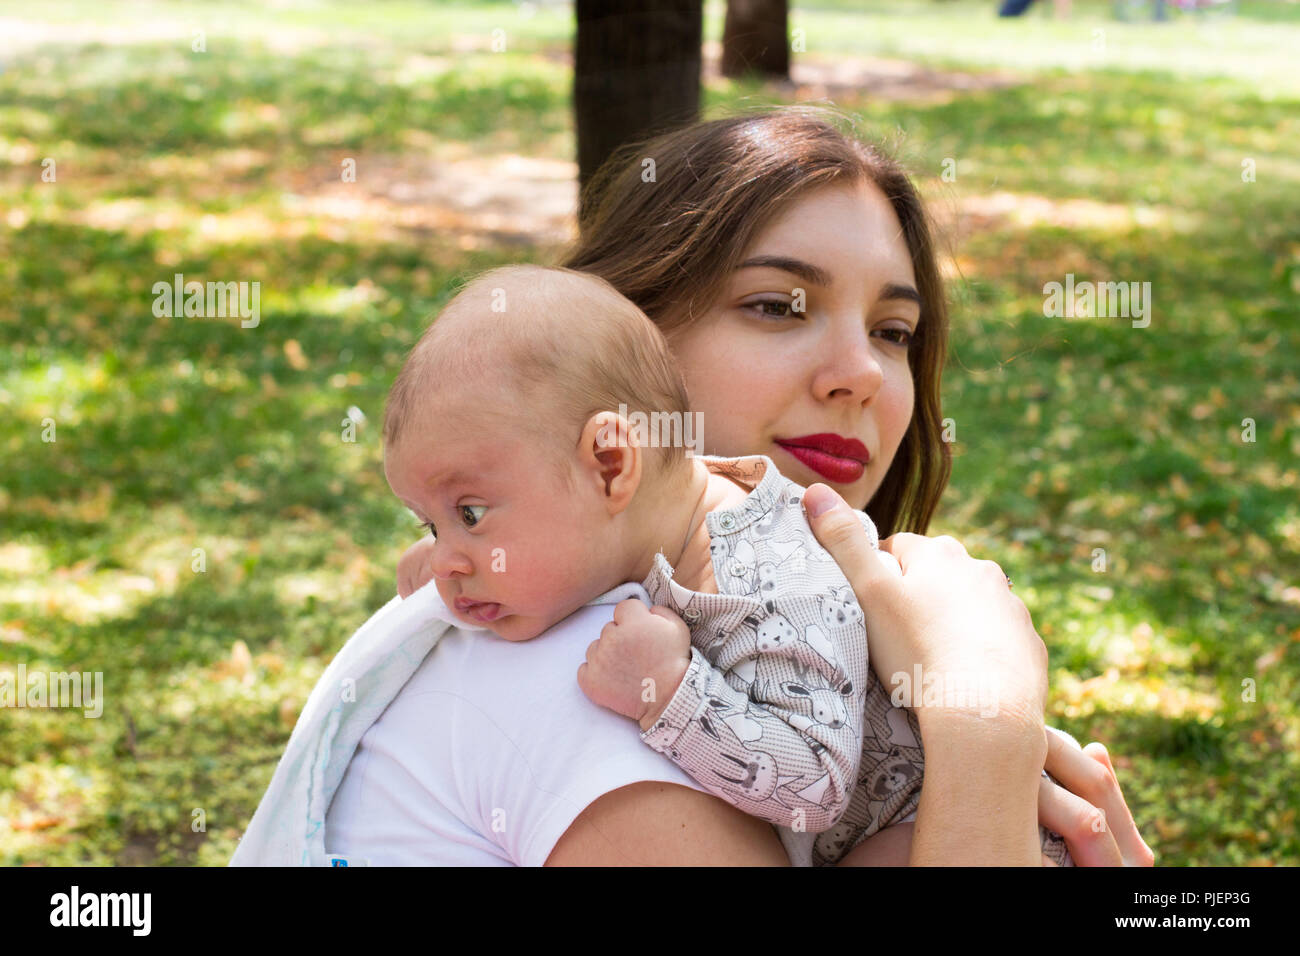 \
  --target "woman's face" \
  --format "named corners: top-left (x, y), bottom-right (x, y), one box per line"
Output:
top-left (667, 179), bottom-right (919, 511)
